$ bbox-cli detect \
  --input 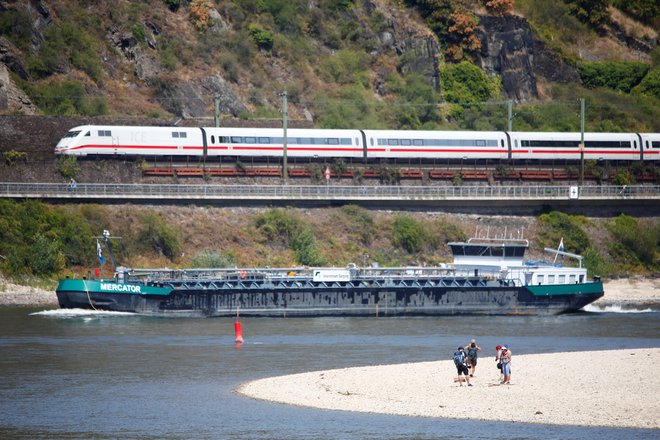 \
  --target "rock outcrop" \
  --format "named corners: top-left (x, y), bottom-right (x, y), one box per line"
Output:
top-left (478, 15), bottom-right (538, 101)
